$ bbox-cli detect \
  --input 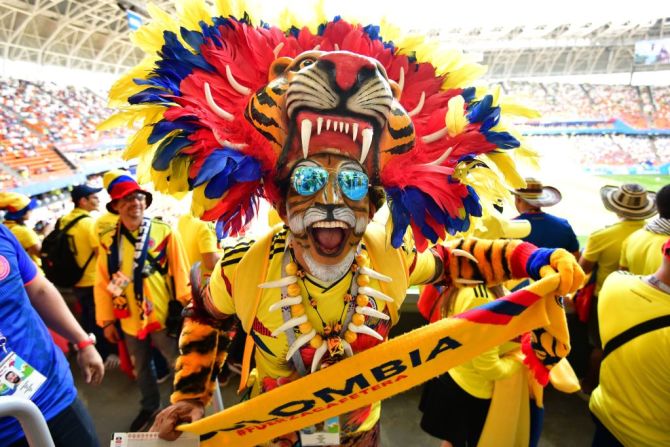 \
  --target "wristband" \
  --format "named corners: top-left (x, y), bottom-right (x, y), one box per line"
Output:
top-left (74, 333), bottom-right (96, 351)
